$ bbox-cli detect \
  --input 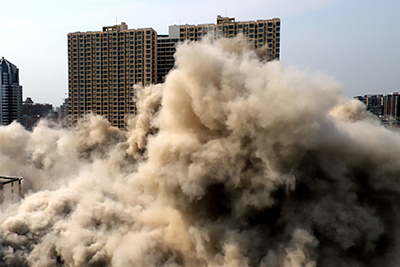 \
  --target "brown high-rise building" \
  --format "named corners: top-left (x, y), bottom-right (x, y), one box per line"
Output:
top-left (68, 16), bottom-right (280, 129)
top-left (68, 23), bottom-right (157, 129)
top-left (157, 15), bottom-right (281, 83)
